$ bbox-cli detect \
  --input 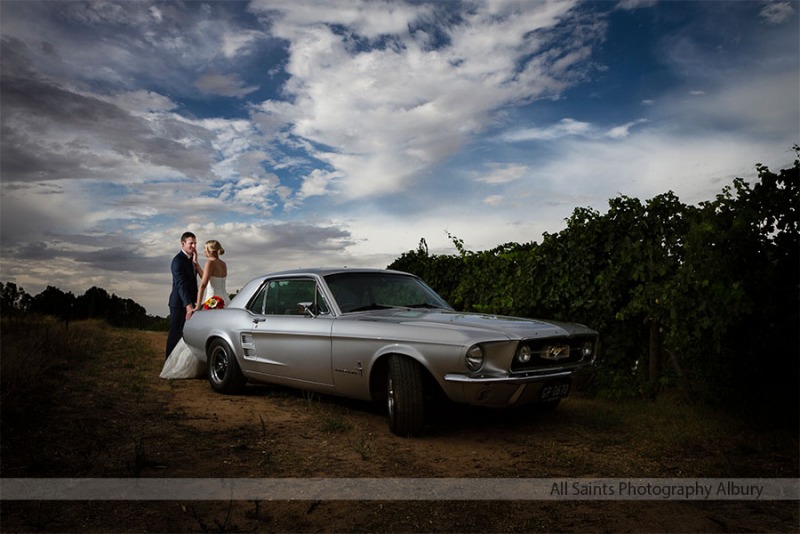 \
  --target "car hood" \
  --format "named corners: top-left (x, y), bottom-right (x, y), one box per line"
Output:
top-left (348, 308), bottom-right (595, 340)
